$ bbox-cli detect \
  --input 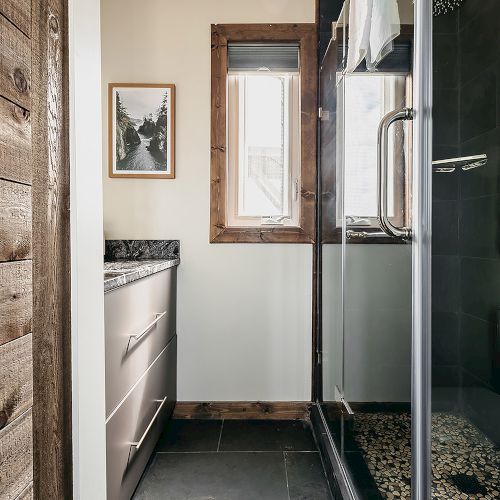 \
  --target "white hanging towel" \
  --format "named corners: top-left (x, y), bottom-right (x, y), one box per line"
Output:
top-left (345, 0), bottom-right (373, 73)
top-left (346, 0), bottom-right (401, 73)
top-left (367, 0), bottom-right (401, 70)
